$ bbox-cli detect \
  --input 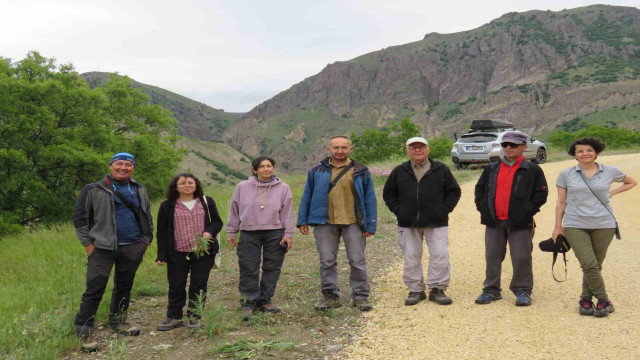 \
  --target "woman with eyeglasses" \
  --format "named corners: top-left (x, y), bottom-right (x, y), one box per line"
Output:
top-left (156, 173), bottom-right (223, 330)
top-left (552, 137), bottom-right (636, 317)
top-left (227, 156), bottom-right (294, 320)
